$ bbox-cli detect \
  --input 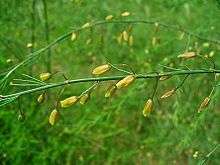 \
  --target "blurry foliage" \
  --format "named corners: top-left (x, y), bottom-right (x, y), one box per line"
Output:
top-left (0, 0), bottom-right (220, 164)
